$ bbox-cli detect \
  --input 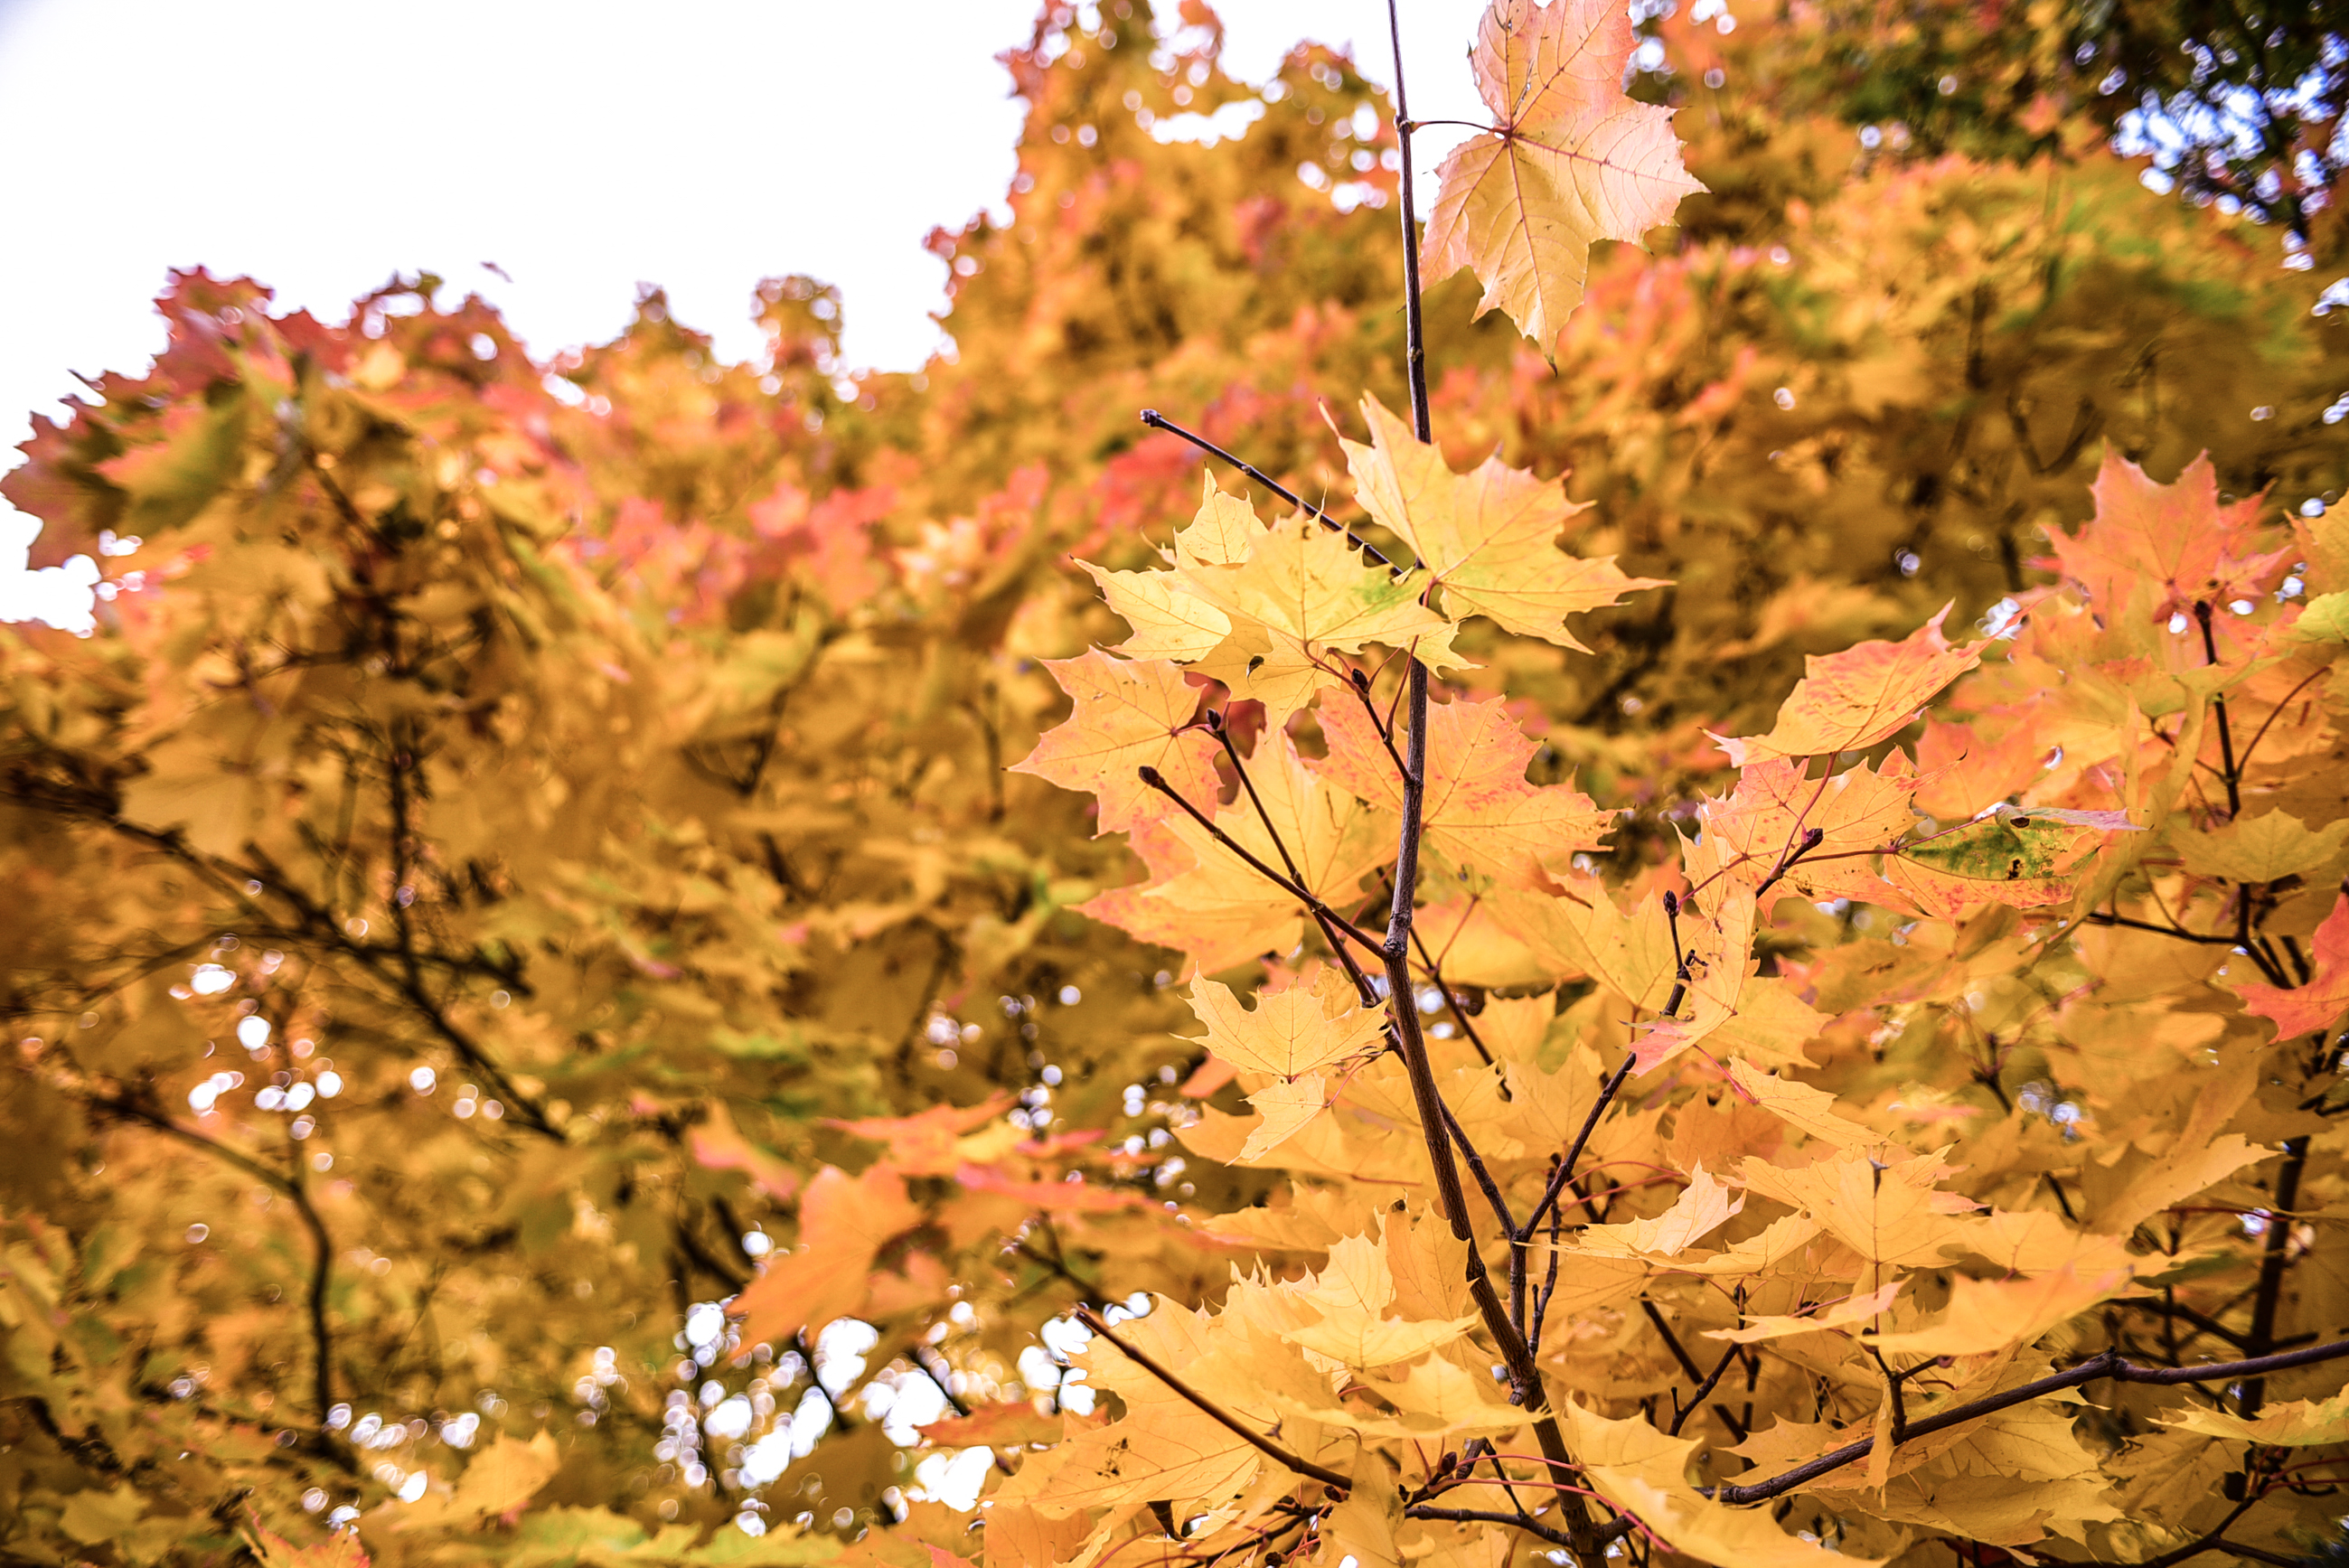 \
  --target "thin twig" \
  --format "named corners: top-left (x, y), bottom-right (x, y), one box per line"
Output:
top-left (1076, 1306), bottom-right (1352, 1491)
top-left (1140, 409), bottom-right (1394, 569)
top-left (1136, 765), bottom-right (1385, 954)
top-left (83, 1091), bottom-right (341, 1432)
